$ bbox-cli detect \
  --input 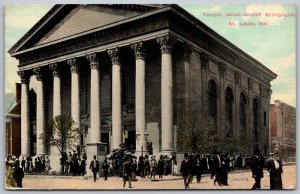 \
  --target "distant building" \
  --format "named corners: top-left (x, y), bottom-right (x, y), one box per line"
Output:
top-left (271, 100), bottom-right (296, 162)
top-left (5, 84), bottom-right (37, 157)
top-left (5, 84), bottom-right (21, 157)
